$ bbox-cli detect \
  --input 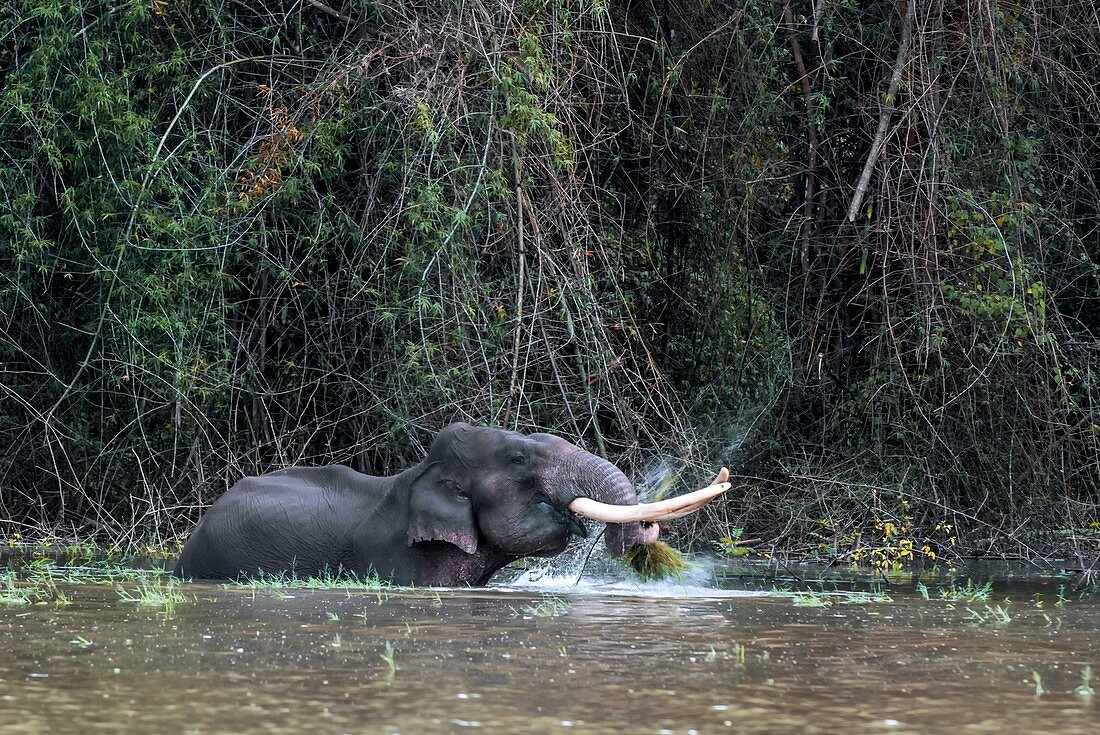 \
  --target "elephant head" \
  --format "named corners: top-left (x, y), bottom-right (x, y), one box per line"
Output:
top-left (404, 423), bottom-right (728, 565)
